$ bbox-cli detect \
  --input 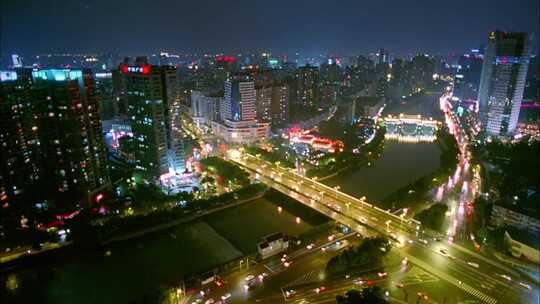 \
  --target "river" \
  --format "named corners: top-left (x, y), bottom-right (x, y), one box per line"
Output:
top-left (0, 197), bottom-right (315, 304)
top-left (324, 141), bottom-right (441, 208)
top-left (324, 93), bottom-right (443, 208)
